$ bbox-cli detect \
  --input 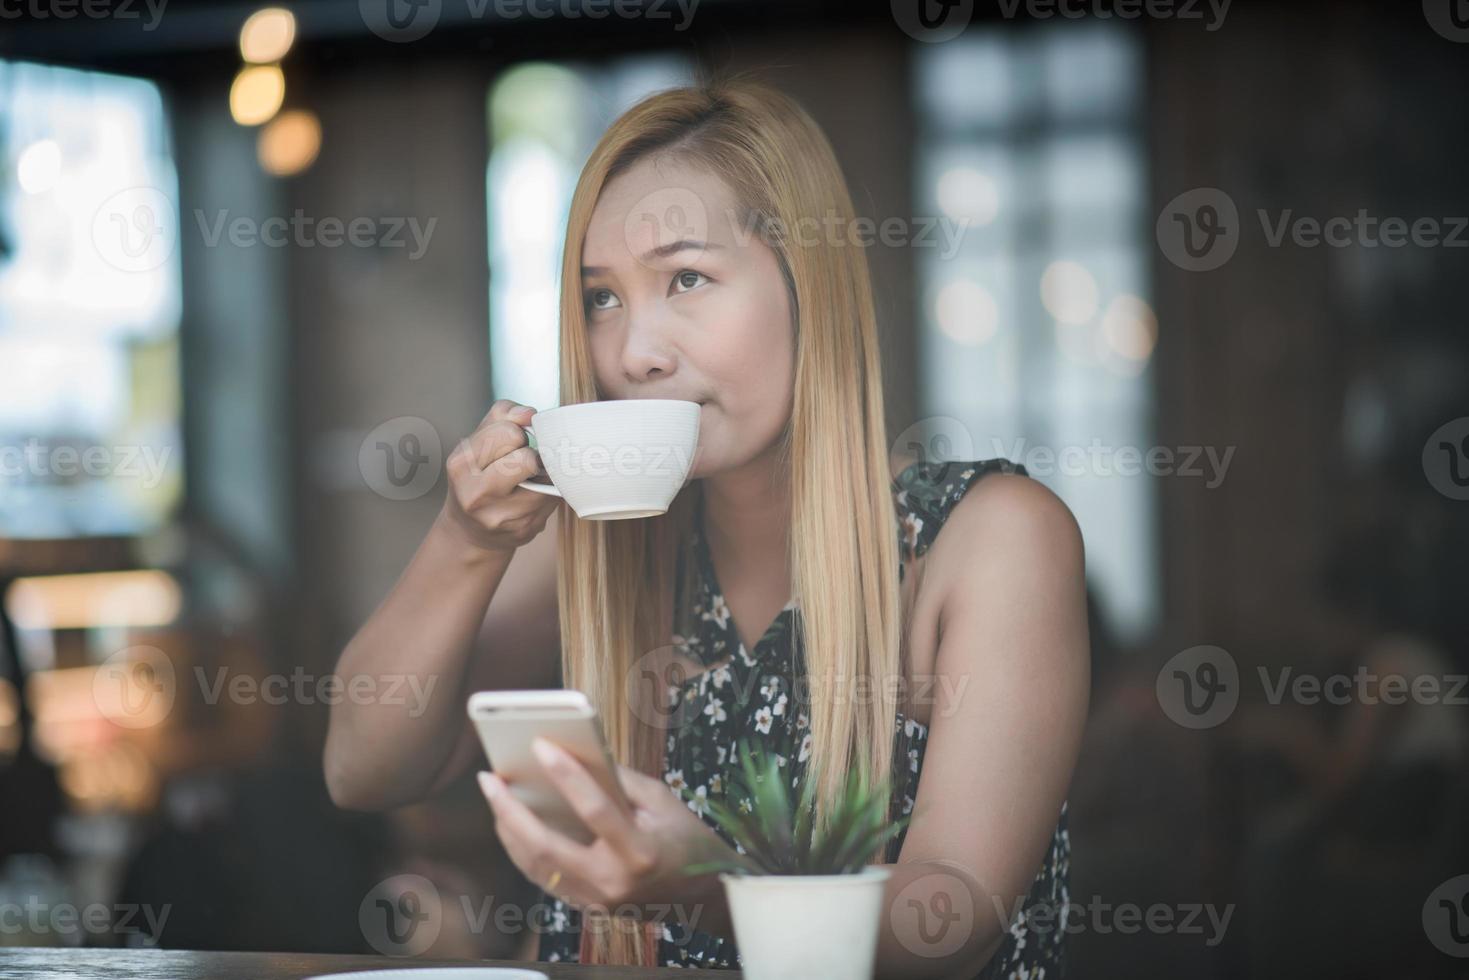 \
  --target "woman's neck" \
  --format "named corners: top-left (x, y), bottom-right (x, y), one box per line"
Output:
top-left (700, 441), bottom-right (792, 580)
